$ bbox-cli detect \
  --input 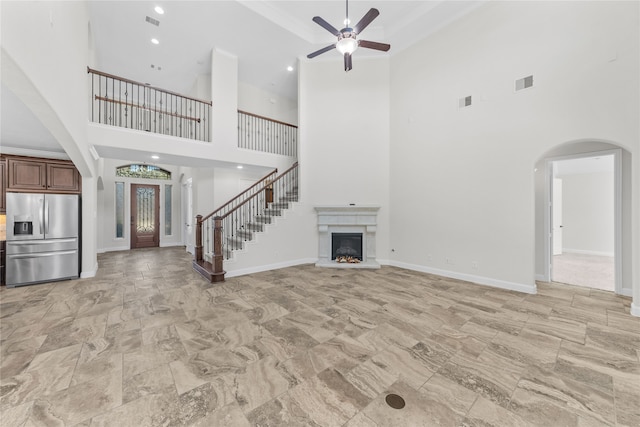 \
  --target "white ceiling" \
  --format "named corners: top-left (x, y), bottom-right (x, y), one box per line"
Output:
top-left (1, 0), bottom-right (484, 163)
